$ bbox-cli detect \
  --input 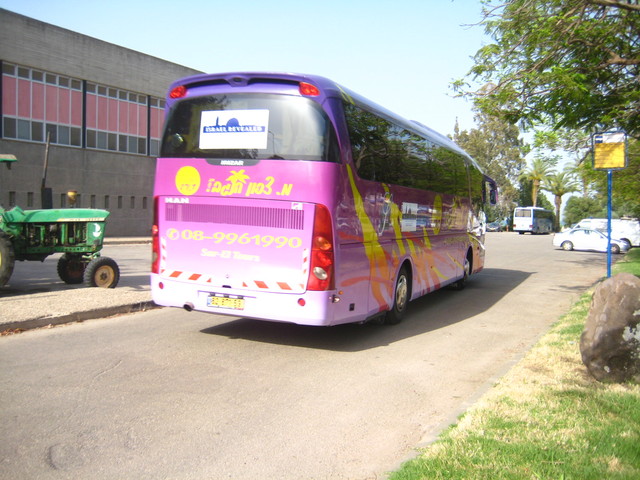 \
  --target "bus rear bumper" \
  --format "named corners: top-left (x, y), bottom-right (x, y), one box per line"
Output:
top-left (151, 274), bottom-right (337, 326)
